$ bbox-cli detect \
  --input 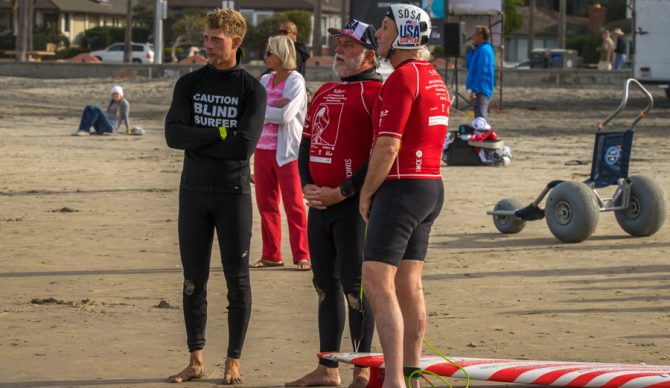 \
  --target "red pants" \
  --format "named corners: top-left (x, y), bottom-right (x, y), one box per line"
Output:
top-left (253, 149), bottom-right (310, 264)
